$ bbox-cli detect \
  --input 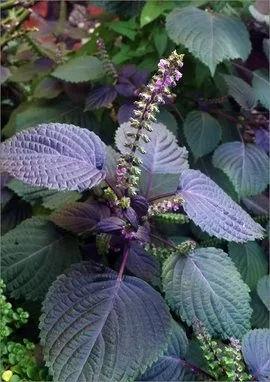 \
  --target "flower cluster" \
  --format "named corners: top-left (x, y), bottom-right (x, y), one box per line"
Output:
top-left (148, 195), bottom-right (184, 216)
top-left (116, 50), bottom-right (184, 195)
top-left (96, 38), bottom-right (118, 82)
